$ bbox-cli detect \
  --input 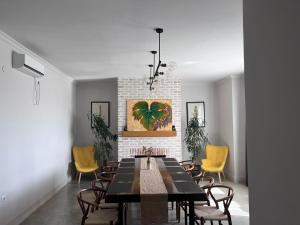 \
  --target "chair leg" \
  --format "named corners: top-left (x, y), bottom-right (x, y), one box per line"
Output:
top-left (78, 173), bottom-right (82, 184)
top-left (200, 218), bottom-right (205, 225)
top-left (75, 172), bottom-right (78, 181)
top-left (94, 171), bottom-right (98, 180)
top-left (218, 172), bottom-right (222, 183)
top-left (228, 215), bottom-right (232, 225)
top-left (222, 171), bottom-right (226, 180)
